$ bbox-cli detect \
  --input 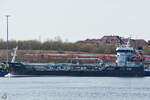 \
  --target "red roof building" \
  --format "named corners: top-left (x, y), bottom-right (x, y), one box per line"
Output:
top-left (100, 35), bottom-right (123, 44)
top-left (77, 35), bottom-right (148, 46)
top-left (134, 39), bottom-right (148, 46)
top-left (148, 40), bottom-right (150, 45)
